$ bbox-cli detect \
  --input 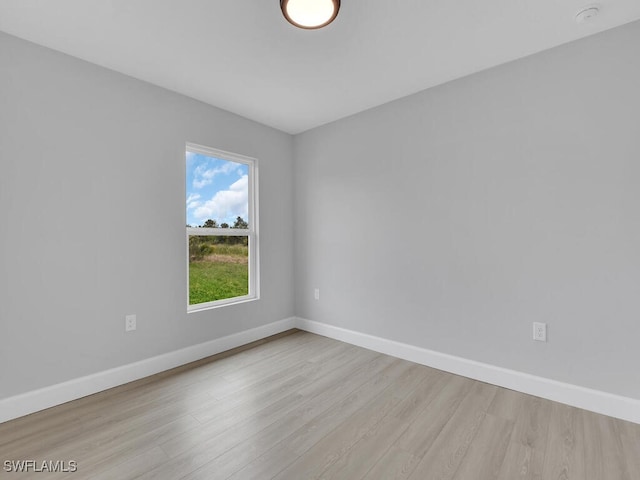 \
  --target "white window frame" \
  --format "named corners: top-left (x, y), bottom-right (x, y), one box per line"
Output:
top-left (186, 143), bottom-right (259, 312)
